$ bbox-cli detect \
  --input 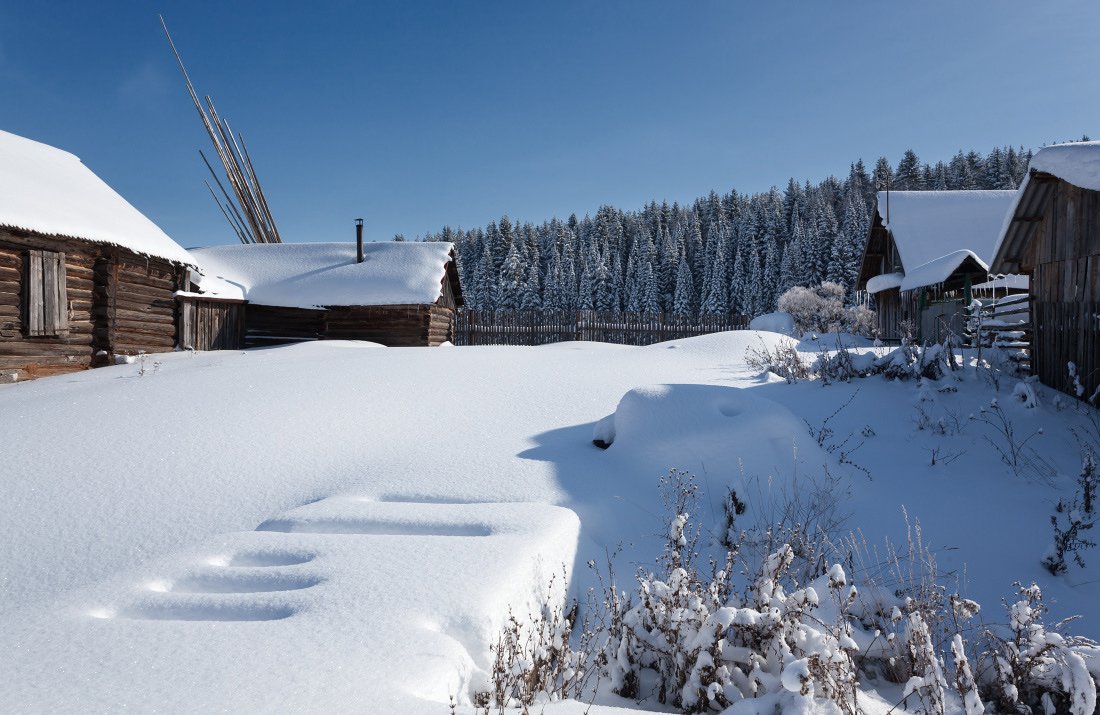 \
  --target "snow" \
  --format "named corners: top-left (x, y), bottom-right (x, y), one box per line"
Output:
top-left (1028, 140), bottom-right (1100, 192)
top-left (0, 129), bottom-right (193, 265)
top-left (899, 249), bottom-right (986, 292)
top-left (877, 190), bottom-right (1017, 270)
top-left (188, 241), bottom-right (455, 308)
top-left (2, 332), bottom-right (1100, 711)
top-left (748, 311), bottom-right (797, 337)
top-left (866, 271), bottom-right (903, 294)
